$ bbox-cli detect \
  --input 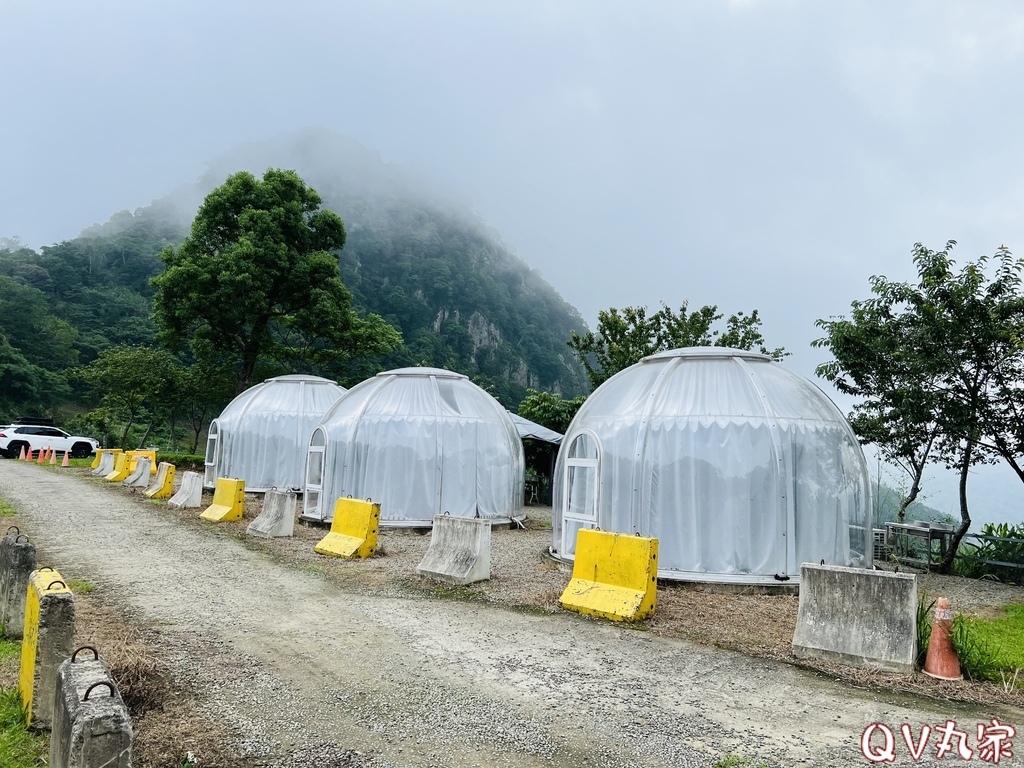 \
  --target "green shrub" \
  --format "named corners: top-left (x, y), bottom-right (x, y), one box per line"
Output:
top-left (954, 523), bottom-right (1024, 585)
